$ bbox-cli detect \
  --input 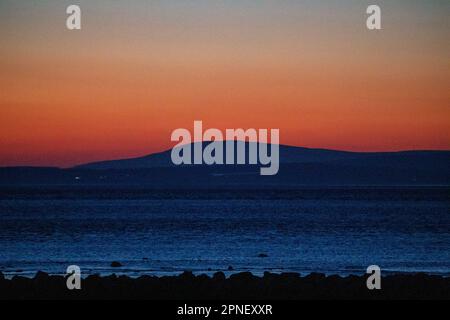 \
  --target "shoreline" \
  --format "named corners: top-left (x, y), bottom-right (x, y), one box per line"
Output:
top-left (2, 268), bottom-right (449, 279)
top-left (1, 271), bottom-right (449, 300)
